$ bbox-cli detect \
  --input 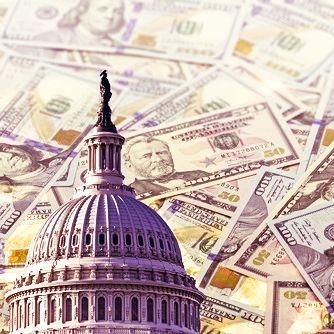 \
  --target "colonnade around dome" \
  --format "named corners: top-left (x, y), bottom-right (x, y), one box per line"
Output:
top-left (9, 288), bottom-right (201, 334)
